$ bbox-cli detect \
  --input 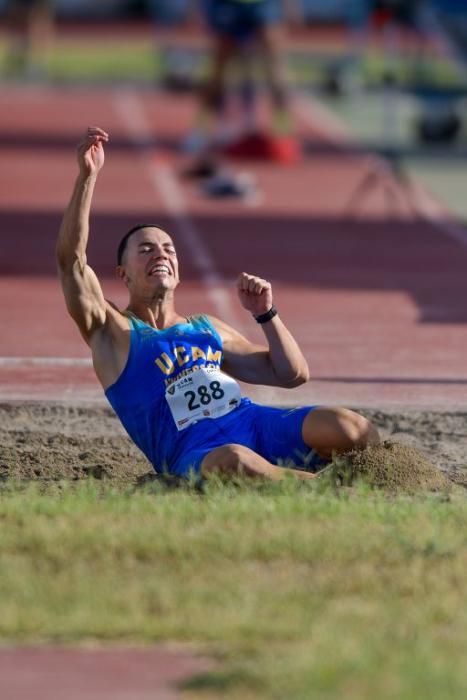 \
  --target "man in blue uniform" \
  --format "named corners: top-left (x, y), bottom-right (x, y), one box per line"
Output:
top-left (56, 127), bottom-right (380, 481)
